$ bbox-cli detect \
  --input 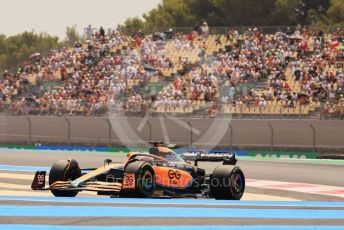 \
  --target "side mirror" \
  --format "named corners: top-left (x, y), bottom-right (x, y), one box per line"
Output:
top-left (104, 159), bottom-right (112, 166)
